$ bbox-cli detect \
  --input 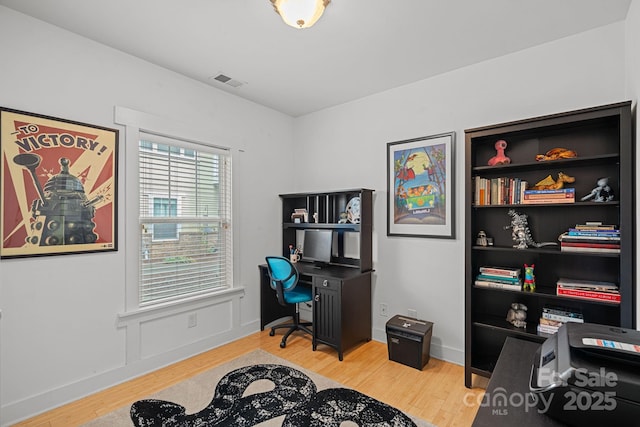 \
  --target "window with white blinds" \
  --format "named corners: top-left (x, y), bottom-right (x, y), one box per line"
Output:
top-left (138, 133), bottom-right (232, 306)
